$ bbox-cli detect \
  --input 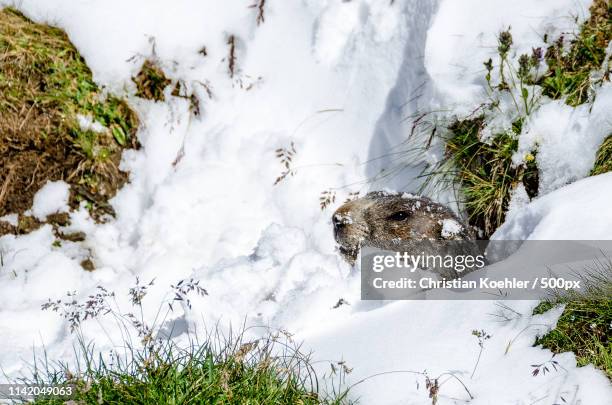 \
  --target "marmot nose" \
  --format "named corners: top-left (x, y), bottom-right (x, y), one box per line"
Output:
top-left (332, 215), bottom-right (345, 230)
